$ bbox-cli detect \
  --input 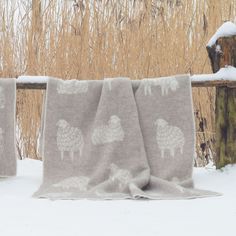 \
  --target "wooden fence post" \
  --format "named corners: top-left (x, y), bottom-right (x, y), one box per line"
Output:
top-left (207, 36), bottom-right (236, 168)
